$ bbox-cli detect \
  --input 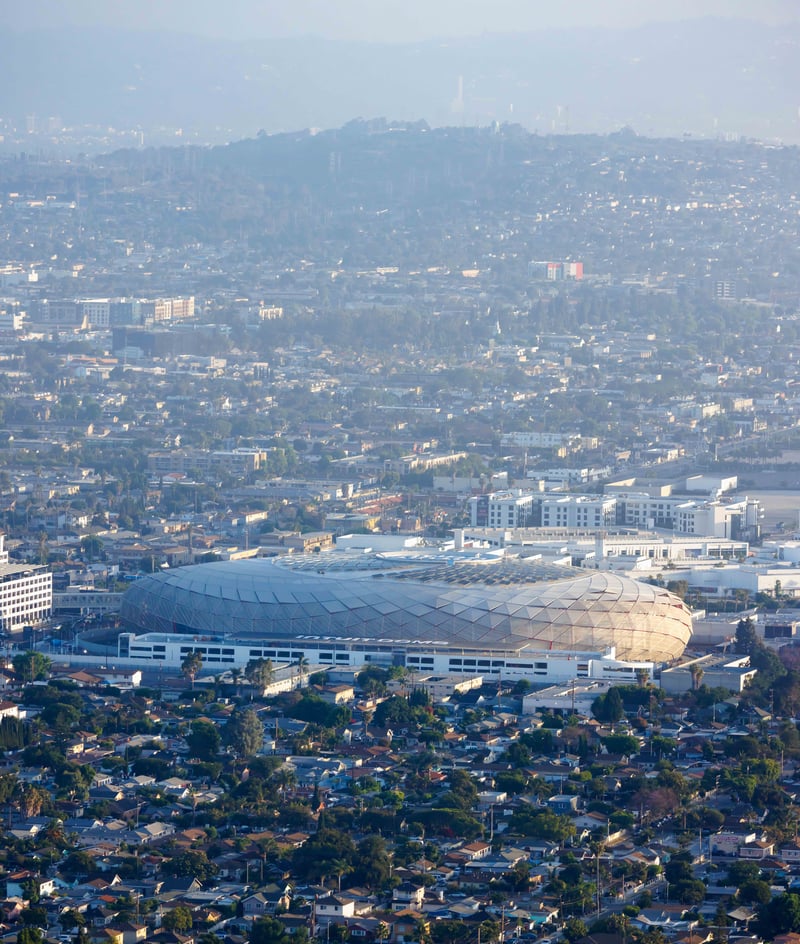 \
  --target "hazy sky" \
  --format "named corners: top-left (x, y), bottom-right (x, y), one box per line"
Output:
top-left (6, 0), bottom-right (799, 41)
